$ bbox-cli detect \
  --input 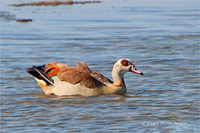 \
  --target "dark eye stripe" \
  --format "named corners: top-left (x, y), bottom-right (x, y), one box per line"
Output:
top-left (121, 59), bottom-right (129, 66)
